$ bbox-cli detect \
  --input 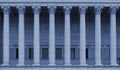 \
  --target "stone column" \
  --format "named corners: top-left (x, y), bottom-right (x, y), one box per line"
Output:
top-left (79, 6), bottom-right (87, 66)
top-left (2, 6), bottom-right (10, 66)
top-left (95, 6), bottom-right (103, 65)
top-left (110, 6), bottom-right (118, 66)
top-left (17, 6), bottom-right (25, 66)
top-left (32, 6), bottom-right (41, 66)
top-left (48, 6), bottom-right (56, 66)
top-left (64, 6), bottom-right (71, 66)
